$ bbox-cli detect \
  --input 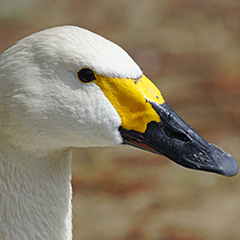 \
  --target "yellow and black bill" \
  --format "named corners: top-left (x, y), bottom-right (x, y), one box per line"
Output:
top-left (92, 73), bottom-right (238, 177)
top-left (119, 101), bottom-right (239, 177)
